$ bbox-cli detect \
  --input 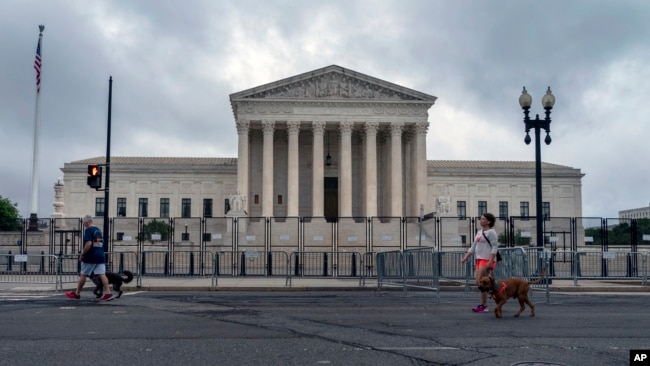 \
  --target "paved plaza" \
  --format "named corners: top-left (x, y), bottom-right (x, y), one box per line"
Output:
top-left (1, 279), bottom-right (649, 365)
